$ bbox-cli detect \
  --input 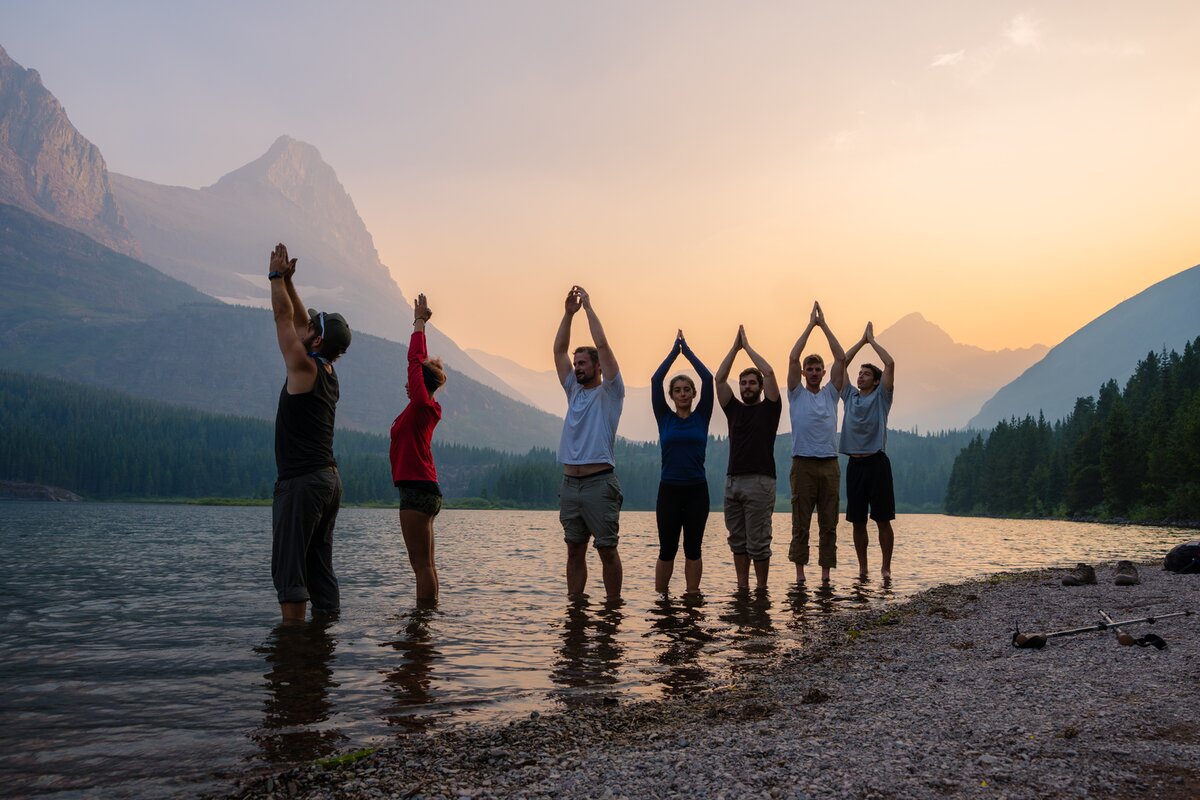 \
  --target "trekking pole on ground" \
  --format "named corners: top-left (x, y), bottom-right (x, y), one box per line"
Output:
top-left (1012, 609), bottom-right (1193, 649)
top-left (1098, 609), bottom-right (1168, 650)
